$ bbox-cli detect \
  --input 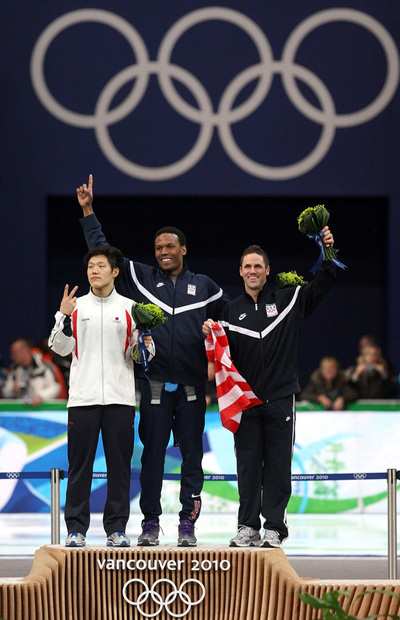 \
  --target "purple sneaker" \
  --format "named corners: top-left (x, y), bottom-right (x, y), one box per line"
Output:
top-left (137, 519), bottom-right (160, 546)
top-left (178, 519), bottom-right (197, 547)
